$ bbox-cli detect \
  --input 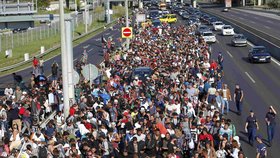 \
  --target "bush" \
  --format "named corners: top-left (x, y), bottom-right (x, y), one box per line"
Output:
top-left (267, 0), bottom-right (280, 8)
top-left (112, 6), bottom-right (125, 19)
